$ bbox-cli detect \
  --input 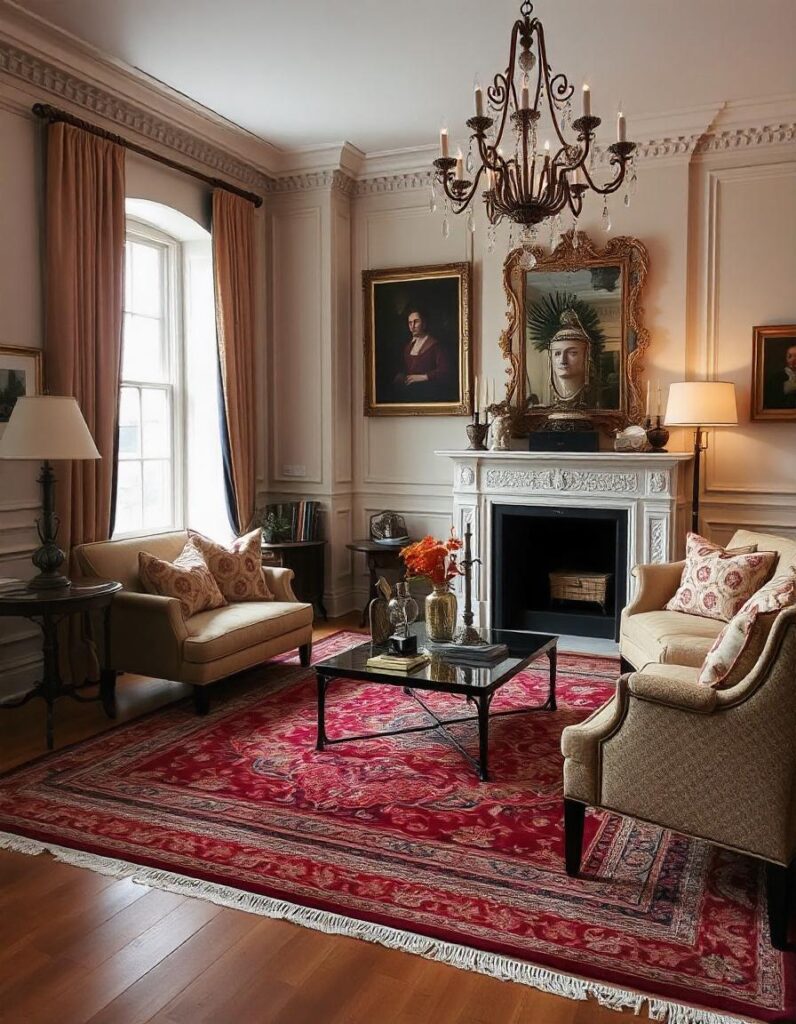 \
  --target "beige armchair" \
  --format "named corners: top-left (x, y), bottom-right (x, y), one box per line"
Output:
top-left (620, 528), bottom-right (796, 673)
top-left (561, 606), bottom-right (796, 949)
top-left (74, 531), bottom-right (314, 715)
